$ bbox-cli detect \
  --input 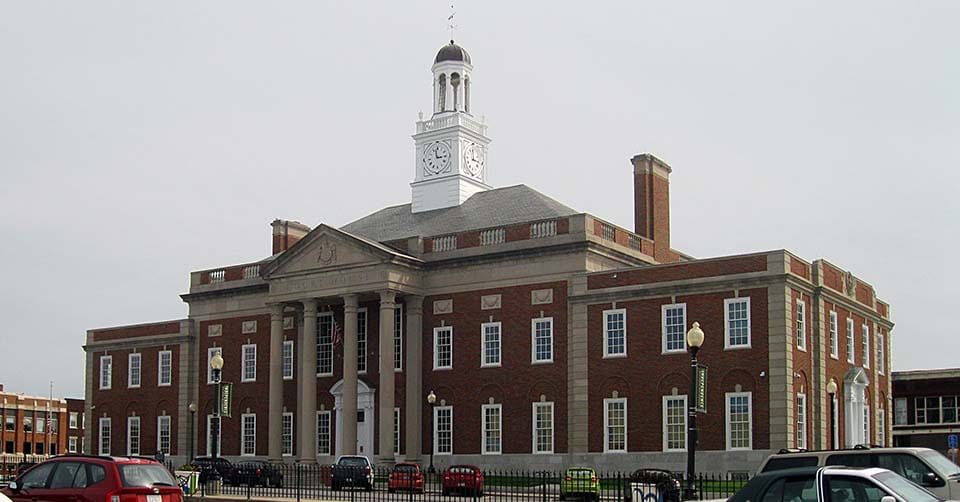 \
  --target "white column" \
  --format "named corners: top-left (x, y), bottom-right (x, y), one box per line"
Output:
top-left (298, 299), bottom-right (317, 463)
top-left (342, 294), bottom-right (359, 455)
top-left (267, 303), bottom-right (284, 462)
top-left (377, 291), bottom-right (397, 464)
top-left (404, 296), bottom-right (424, 462)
